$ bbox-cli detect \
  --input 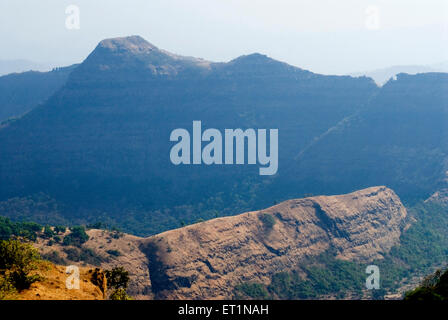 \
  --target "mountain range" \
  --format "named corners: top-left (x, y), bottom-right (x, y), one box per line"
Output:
top-left (0, 35), bottom-right (447, 237)
top-left (25, 186), bottom-right (407, 299)
top-left (351, 62), bottom-right (448, 85)
top-left (0, 65), bottom-right (76, 122)
top-left (1, 35), bottom-right (448, 300)
top-left (0, 35), bottom-right (379, 235)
